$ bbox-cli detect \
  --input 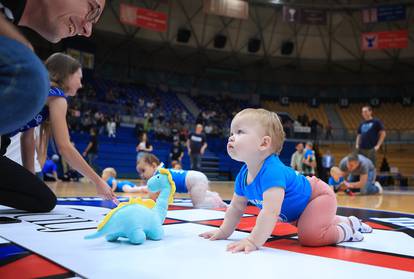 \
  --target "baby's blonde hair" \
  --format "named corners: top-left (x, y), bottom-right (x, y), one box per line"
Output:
top-left (233, 108), bottom-right (286, 154)
top-left (330, 166), bottom-right (342, 177)
top-left (102, 167), bottom-right (117, 178)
